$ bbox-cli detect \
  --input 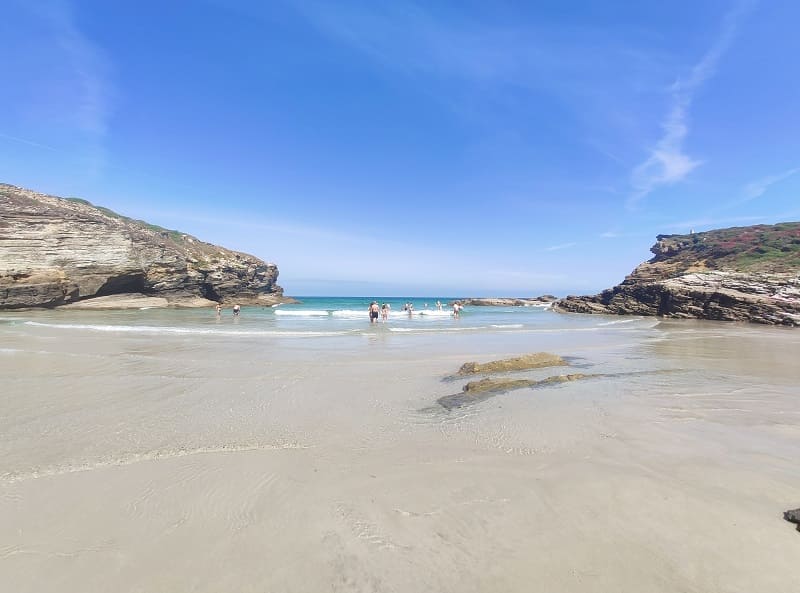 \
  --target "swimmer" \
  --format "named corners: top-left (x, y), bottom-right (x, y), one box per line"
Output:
top-left (368, 301), bottom-right (380, 324)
